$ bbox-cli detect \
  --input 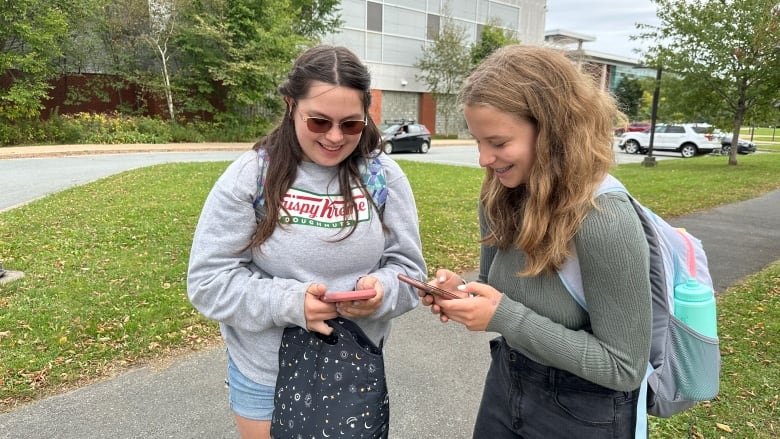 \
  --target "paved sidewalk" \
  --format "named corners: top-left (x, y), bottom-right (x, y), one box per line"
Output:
top-left (0, 142), bottom-right (252, 159)
top-left (1, 144), bottom-right (779, 438)
top-left (0, 139), bottom-right (476, 160)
